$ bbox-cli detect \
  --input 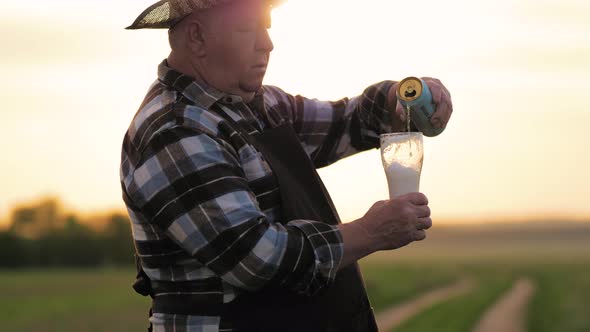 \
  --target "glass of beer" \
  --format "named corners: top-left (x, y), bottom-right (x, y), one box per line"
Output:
top-left (380, 132), bottom-right (424, 198)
